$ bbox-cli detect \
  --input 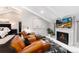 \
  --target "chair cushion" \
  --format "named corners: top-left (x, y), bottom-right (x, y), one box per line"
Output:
top-left (27, 35), bottom-right (37, 43)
